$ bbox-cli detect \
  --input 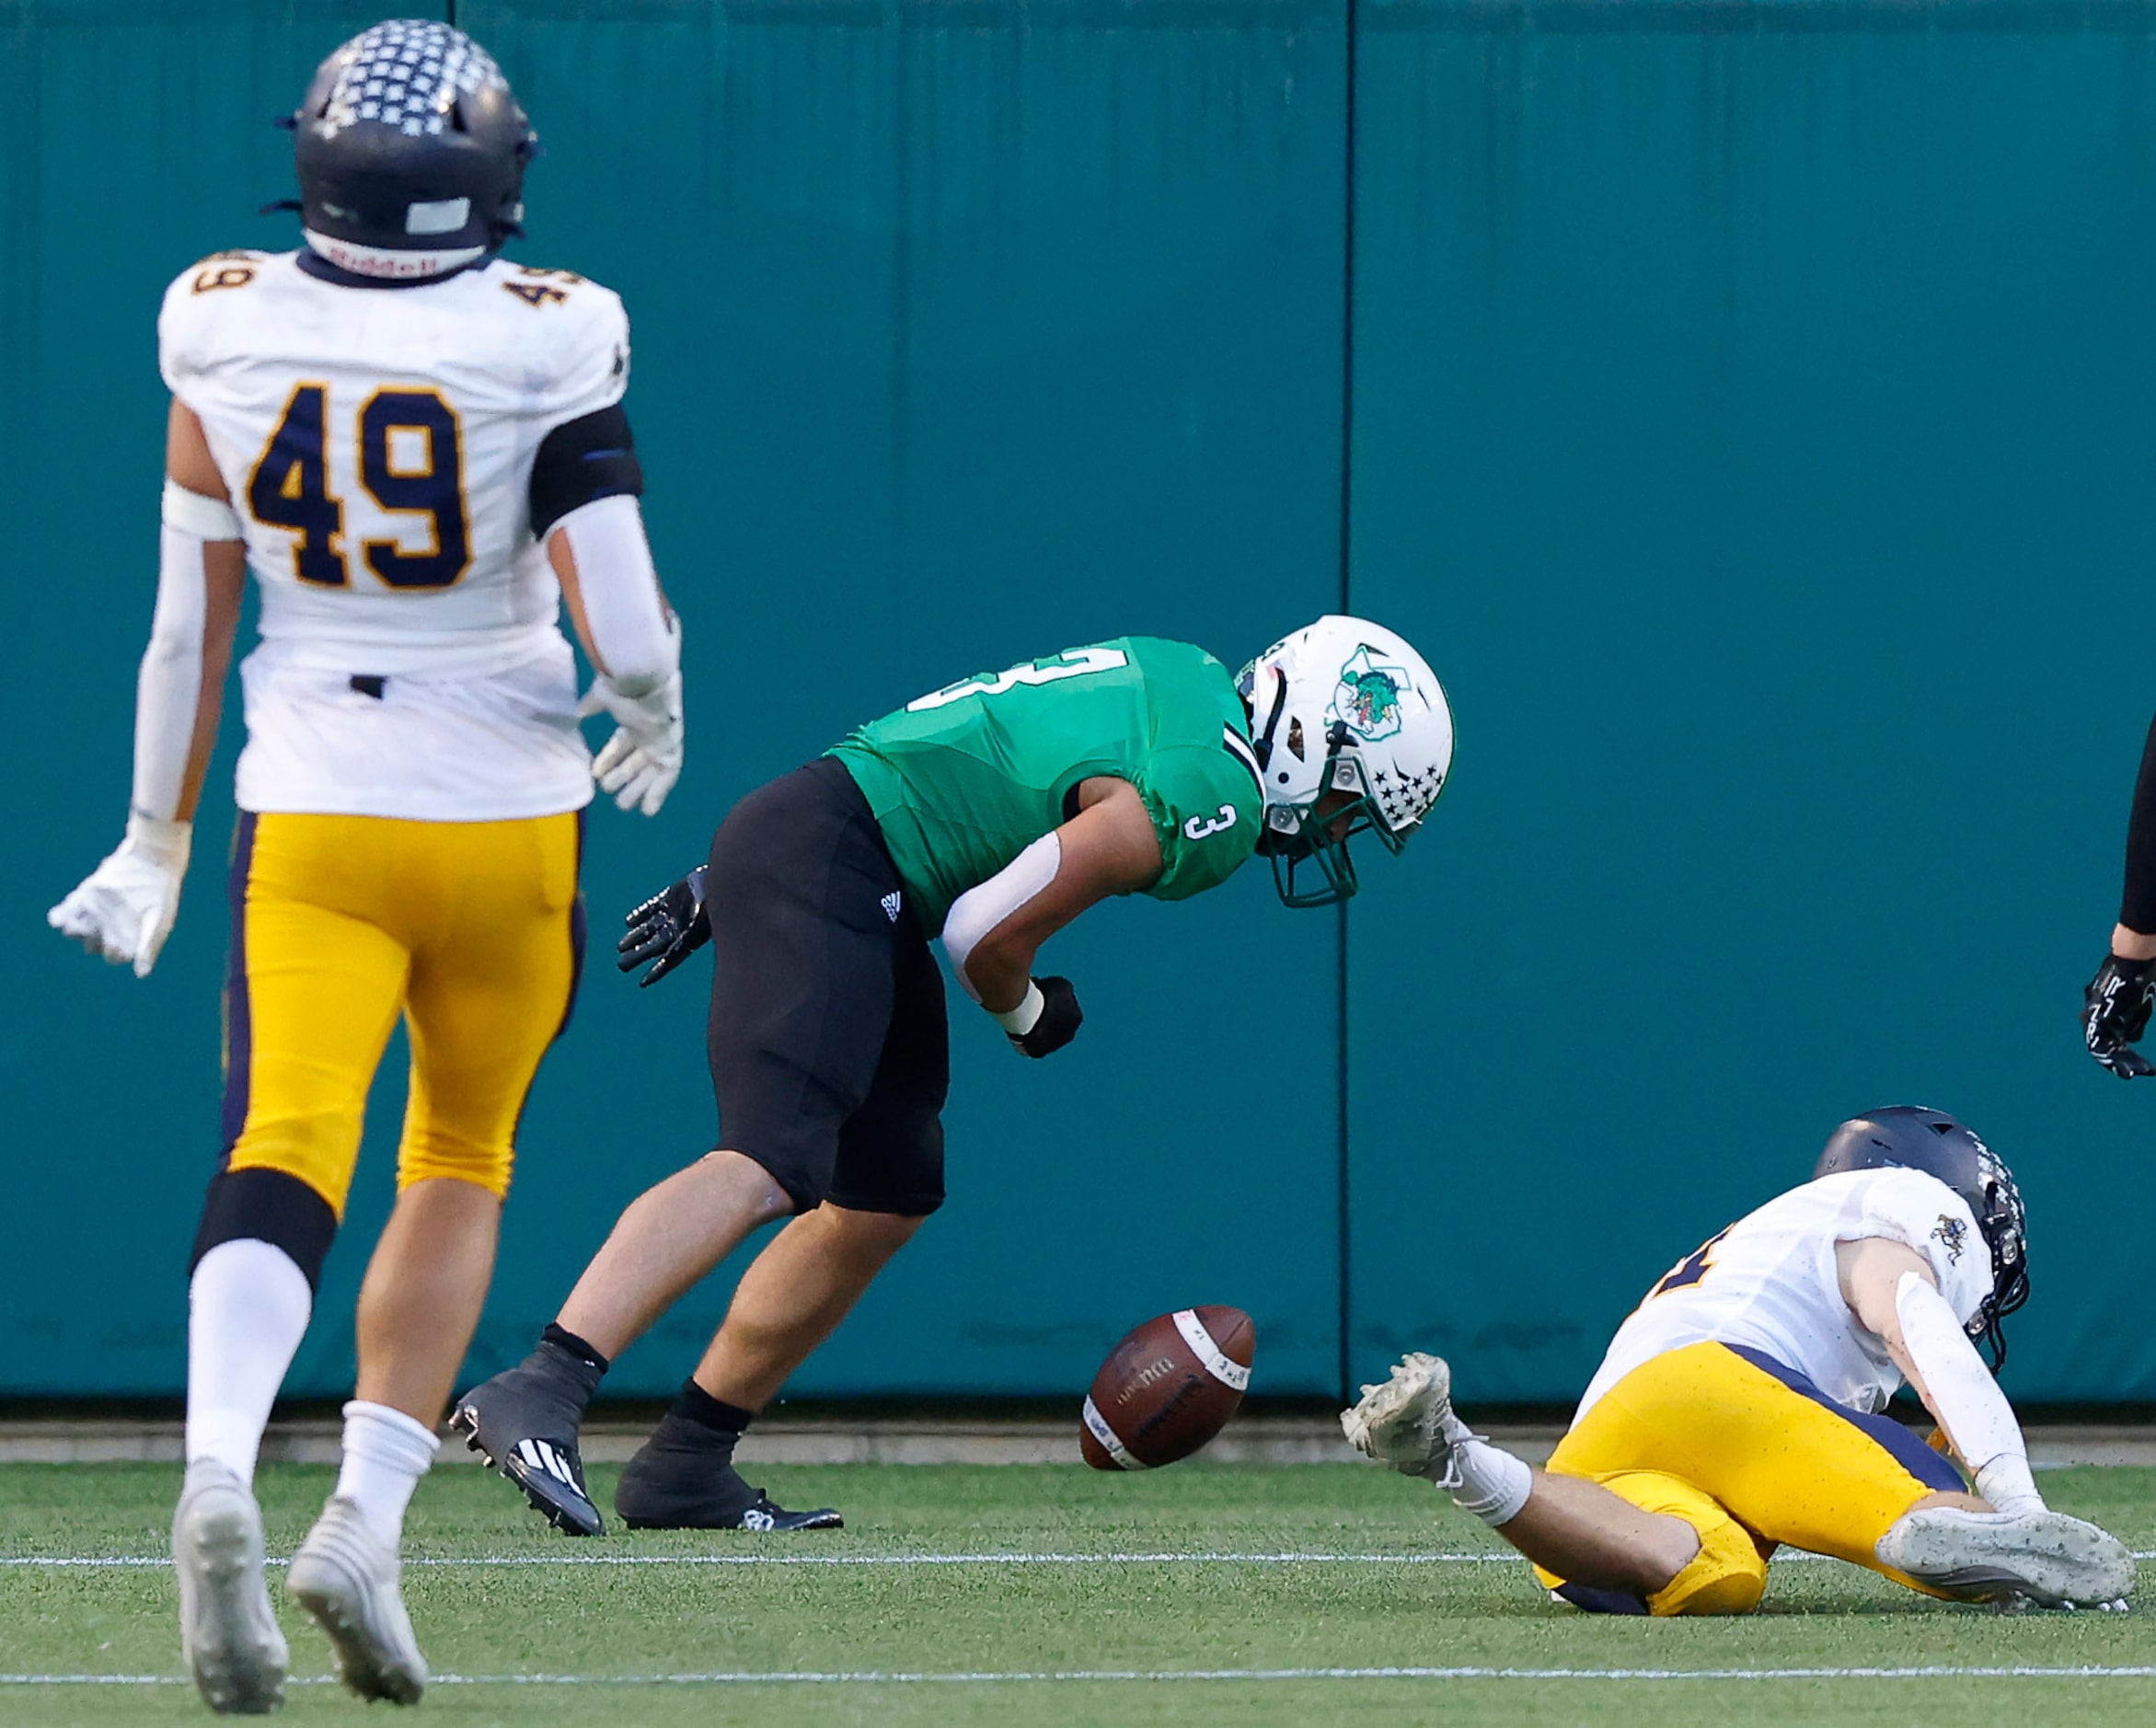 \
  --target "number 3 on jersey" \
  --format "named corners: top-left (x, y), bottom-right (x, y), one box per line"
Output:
top-left (248, 383), bottom-right (472, 589)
